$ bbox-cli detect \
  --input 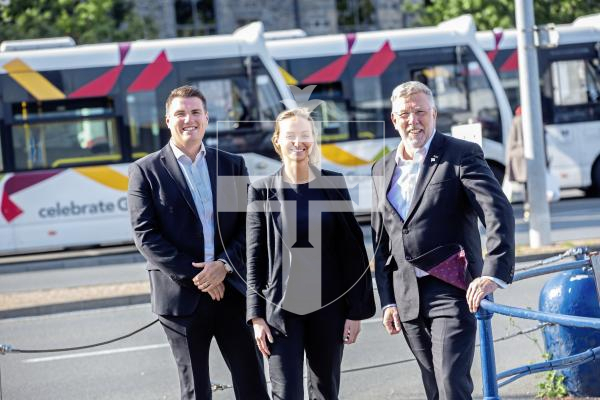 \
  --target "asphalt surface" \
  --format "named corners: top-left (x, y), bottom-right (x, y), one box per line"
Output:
top-left (0, 273), bottom-right (566, 399)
